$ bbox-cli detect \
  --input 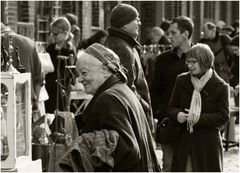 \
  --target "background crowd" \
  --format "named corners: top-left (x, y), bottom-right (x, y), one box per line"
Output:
top-left (1, 2), bottom-right (239, 172)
